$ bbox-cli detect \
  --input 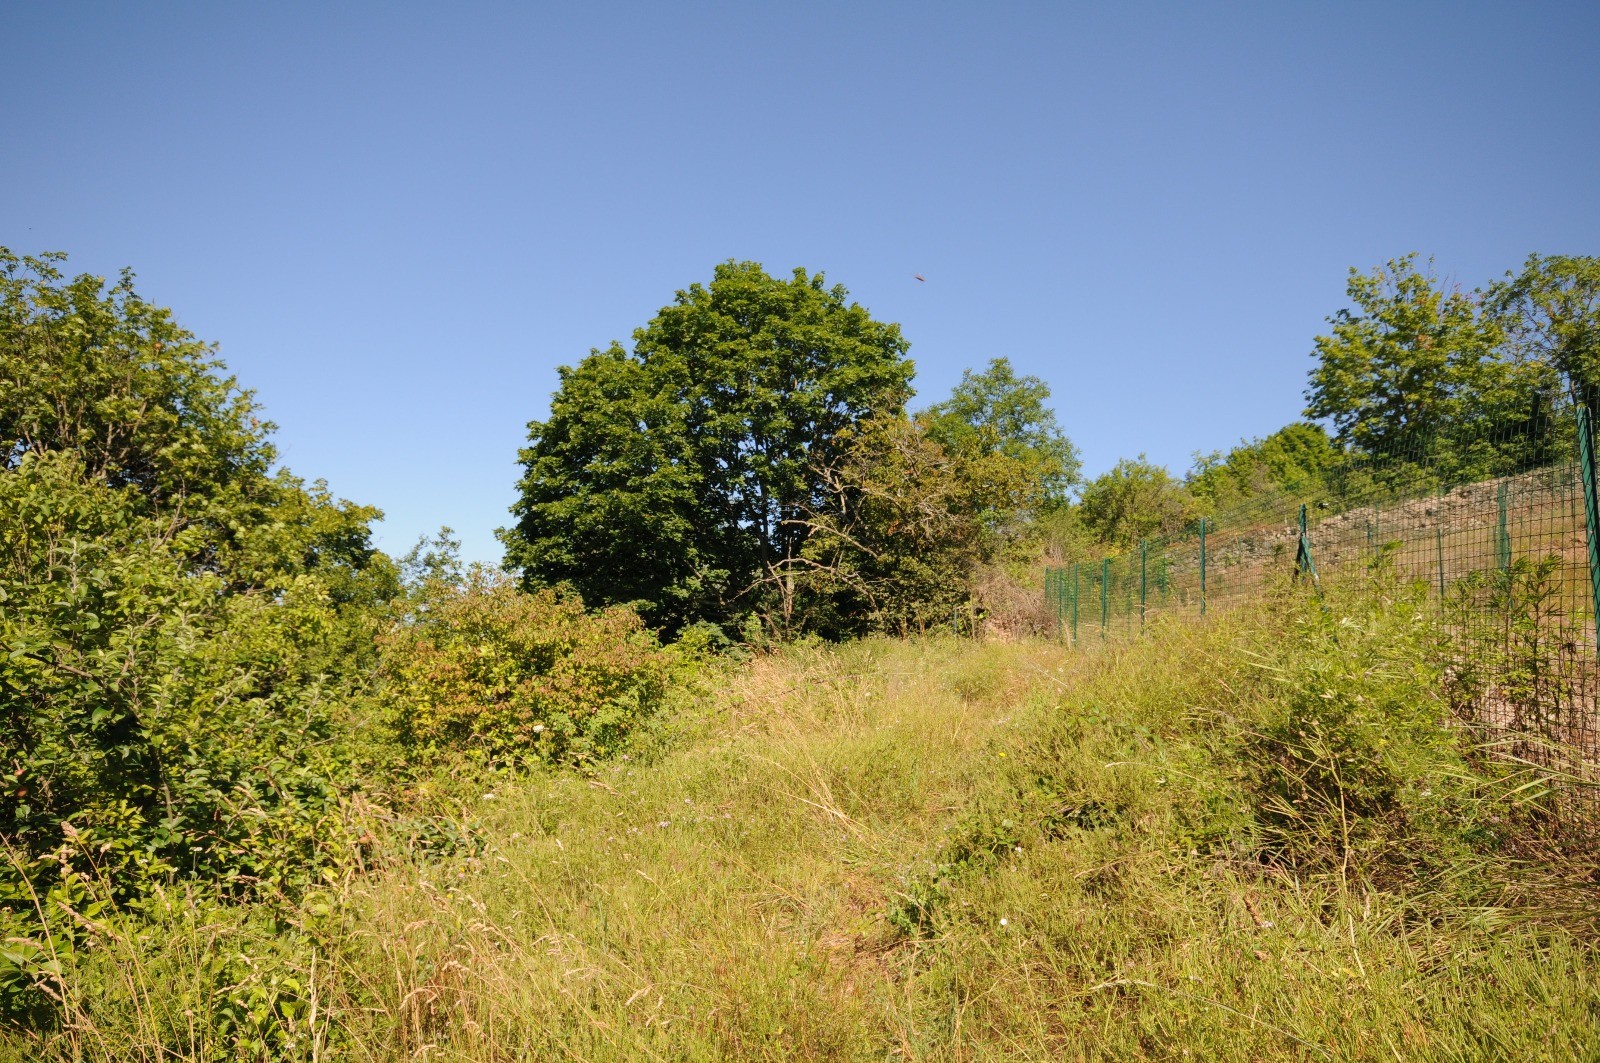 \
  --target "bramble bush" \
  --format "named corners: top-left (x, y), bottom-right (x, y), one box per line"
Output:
top-left (0, 250), bottom-right (404, 1028)
top-left (381, 571), bottom-right (670, 766)
top-left (0, 454), bottom-right (380, 1020)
